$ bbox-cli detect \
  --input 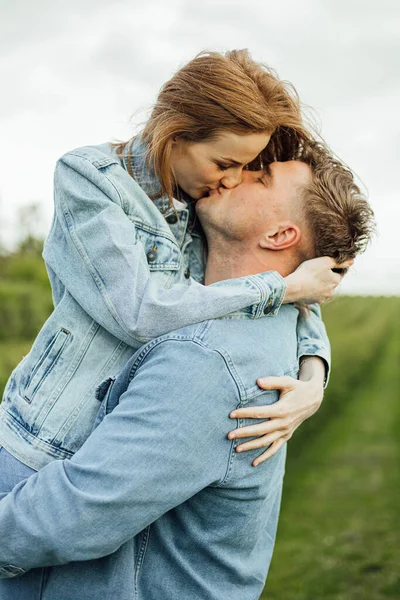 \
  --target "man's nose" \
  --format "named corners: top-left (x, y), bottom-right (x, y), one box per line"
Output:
top-left (221, 170), bottom-right (243, 189)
